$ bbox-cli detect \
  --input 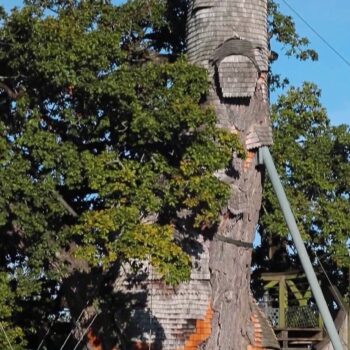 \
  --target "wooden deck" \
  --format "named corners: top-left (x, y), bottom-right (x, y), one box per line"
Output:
top-left (274, 328), bottom-right (324, 349)
top-left (260, 271), bottom-right (325, 349)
